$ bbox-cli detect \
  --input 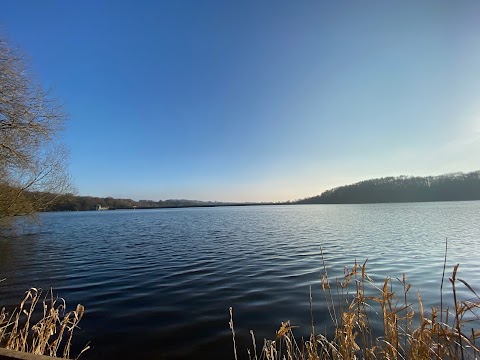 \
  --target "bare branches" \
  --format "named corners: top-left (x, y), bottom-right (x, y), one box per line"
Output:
top-left (0, 35), bottom-right (73, 226)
